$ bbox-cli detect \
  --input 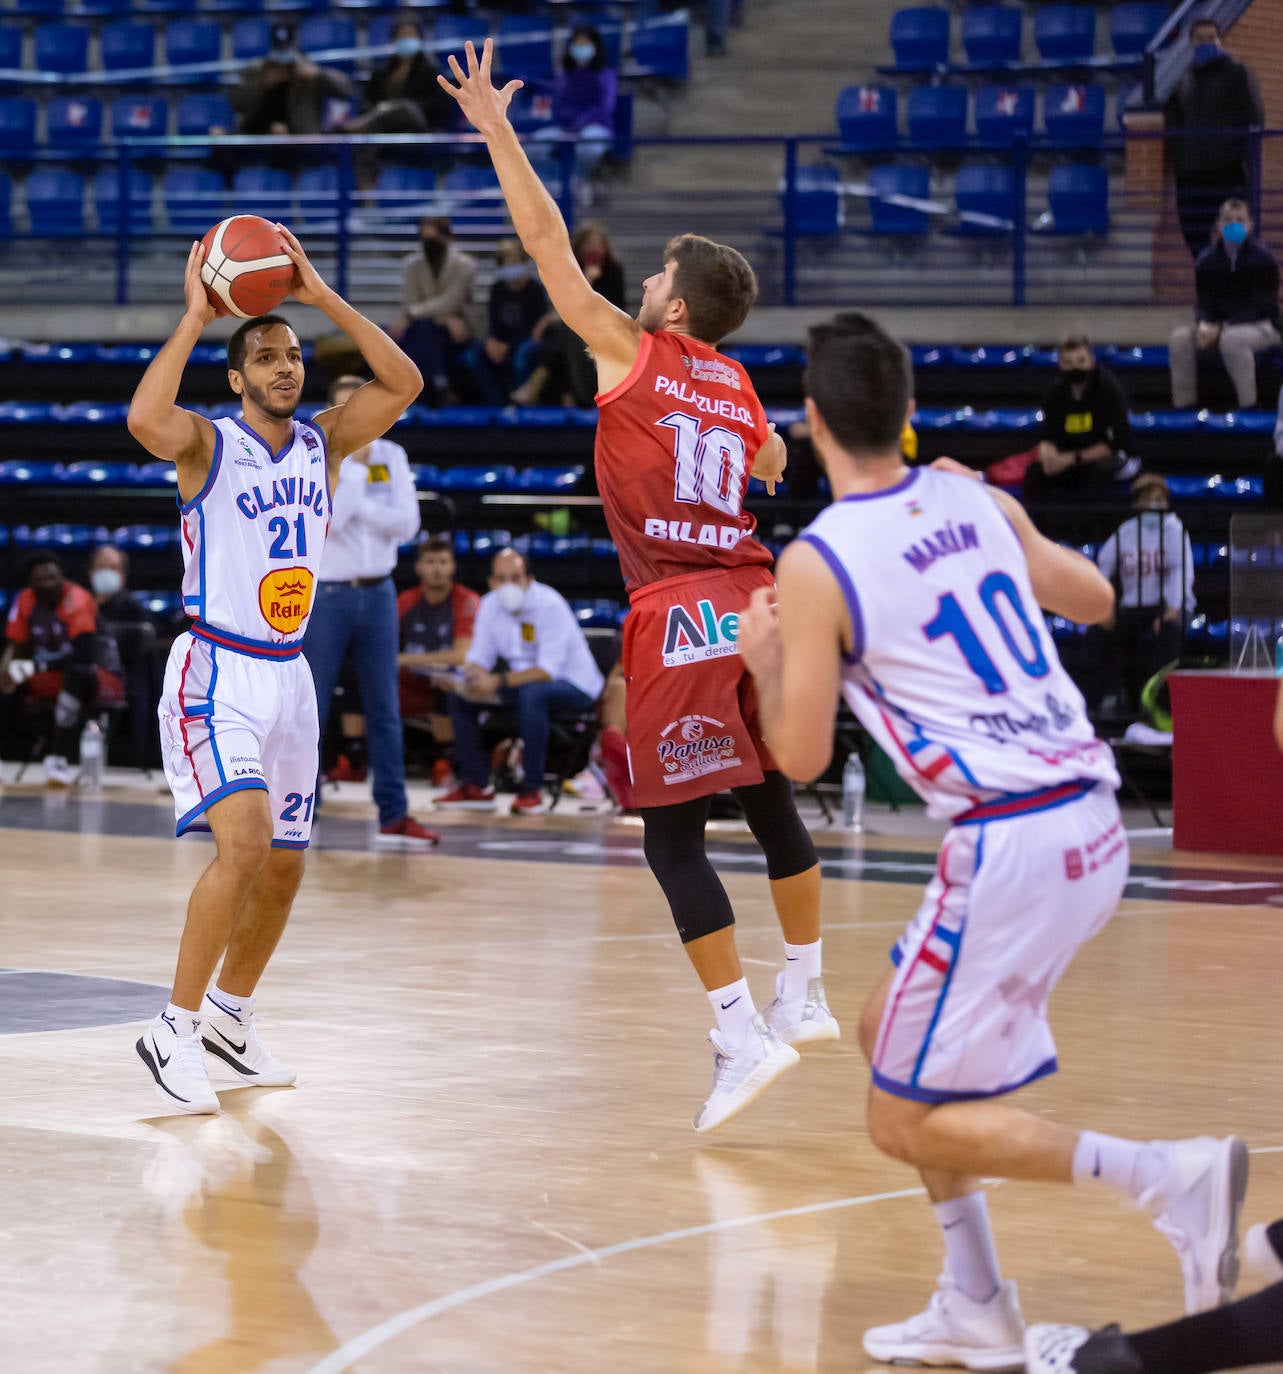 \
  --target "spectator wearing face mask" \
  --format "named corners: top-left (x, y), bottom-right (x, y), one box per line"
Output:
top-left (530, 26), bottom-right (617, 189)
top-left (437, 548), bottom-right (604, 815)
top-left (535, 223), bottom-right (627, 408)
top-left (88, 545), bottom-right (159, 770)
top-left (232, 24), bottom-right (354, 141)
top-left (392, 216), bottom-right (478, 406)
top-left (341, 19), bottom-right (453, 136)
top-left (1025, 334), bottom-right (1134, 506)
top-left (1169, 198), bottom-right (1280, 411)
top-left (1165, 16), bottom-right (1264, 258)
top-left (467, 239), bottom-right (556, 406)
top-left (88, 546), bottom-right (145, 626)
